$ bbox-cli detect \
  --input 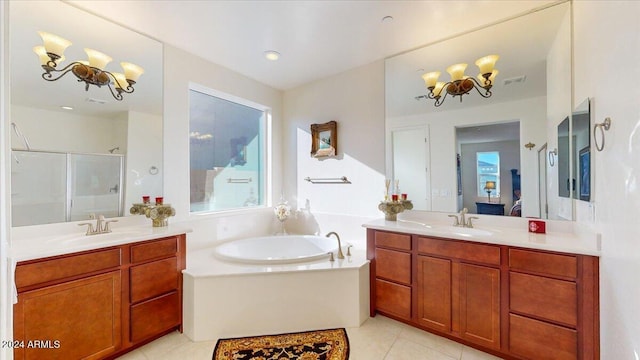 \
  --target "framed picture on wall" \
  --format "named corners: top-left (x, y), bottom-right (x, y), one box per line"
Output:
top-left (579, 146), bottom-right (590, 201)
top-left (311, 121), bottom-right (337, 158)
